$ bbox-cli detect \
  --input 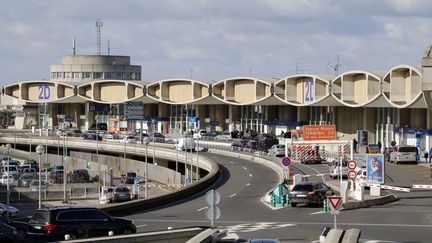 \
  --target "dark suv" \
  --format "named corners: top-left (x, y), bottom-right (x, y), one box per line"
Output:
top-left (27, 207), bottom-right (136, 240)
